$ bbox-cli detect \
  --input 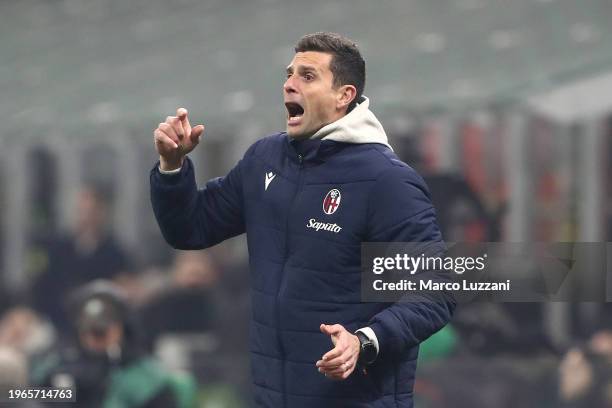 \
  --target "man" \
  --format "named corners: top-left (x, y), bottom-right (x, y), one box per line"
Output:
top-left (31, 185), bottom-right (133, 332)
top-left (150, 32), bottom-right (455, 407)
